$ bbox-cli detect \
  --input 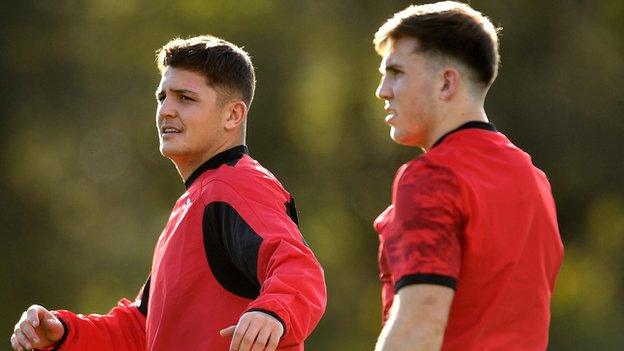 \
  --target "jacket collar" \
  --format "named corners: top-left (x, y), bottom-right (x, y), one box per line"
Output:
top-left (184, 145), bottom-right (248, 189)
